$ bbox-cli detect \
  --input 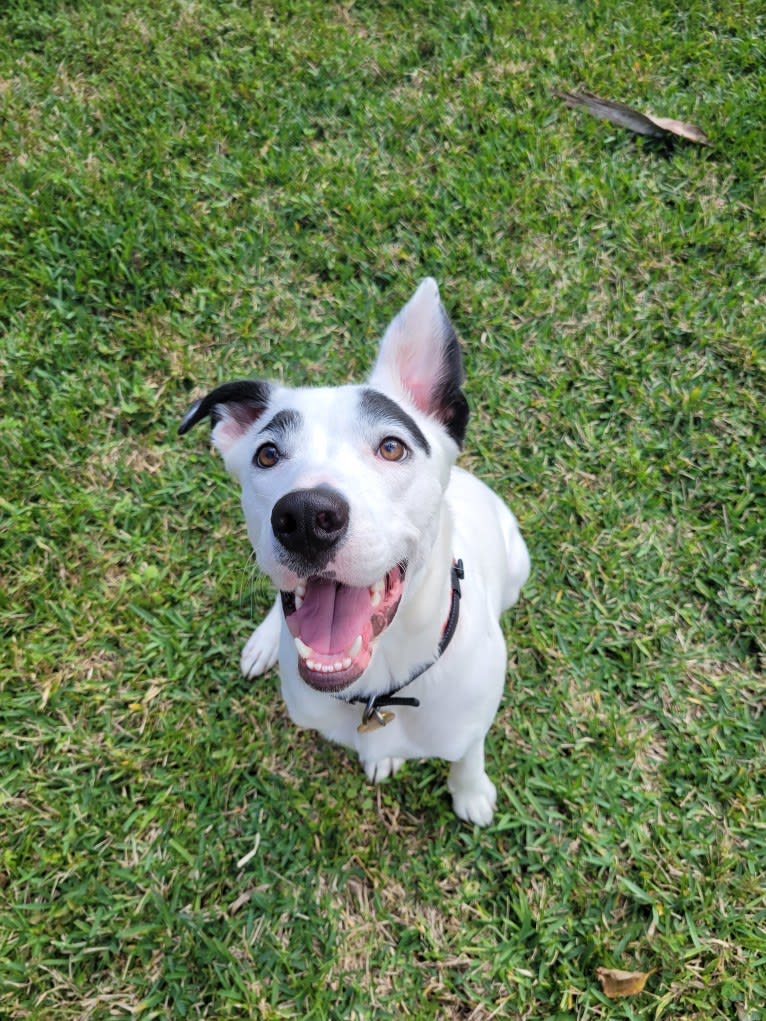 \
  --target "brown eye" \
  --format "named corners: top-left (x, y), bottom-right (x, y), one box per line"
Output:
top-left (254, 443), bottom-right (280, 468)
top-left (378, 437), bottom-right (408, 462)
